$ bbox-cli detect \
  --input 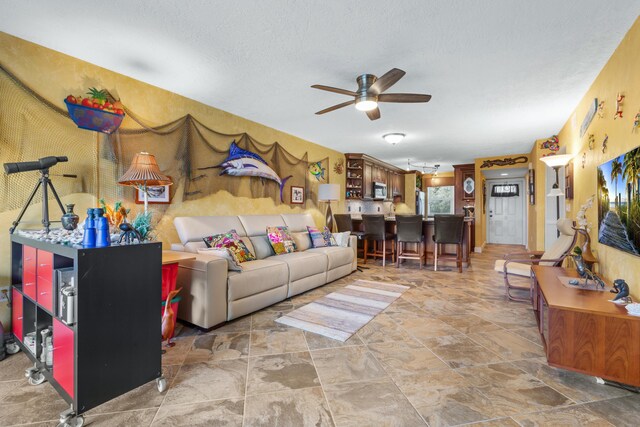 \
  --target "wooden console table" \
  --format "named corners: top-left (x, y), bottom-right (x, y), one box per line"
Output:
top-left (531, 266), bottom-right (640, 387)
